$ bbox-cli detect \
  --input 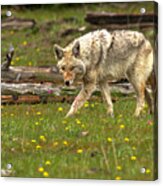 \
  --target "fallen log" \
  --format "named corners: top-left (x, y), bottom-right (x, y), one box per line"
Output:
top-left (1, 82), bottom-right (134, 97)
top-left (85, 12), bottom-right (158, 29)
top-left (1, 46), bottom-right (63, 83)
top-left (2, 65), bottom-right (64, 83)
top-left (2, 17), bottom-right (36, 30)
